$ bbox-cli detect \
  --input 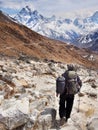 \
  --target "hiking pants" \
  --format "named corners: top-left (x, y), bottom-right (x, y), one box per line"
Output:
top-left (59, 93), bottom-right (74, 119)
